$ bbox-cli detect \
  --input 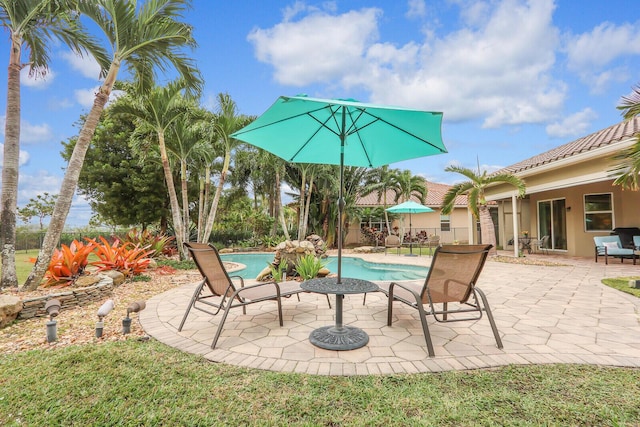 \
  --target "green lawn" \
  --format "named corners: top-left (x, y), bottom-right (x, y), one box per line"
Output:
top-left (0, 340), bottom-right (639, 425)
